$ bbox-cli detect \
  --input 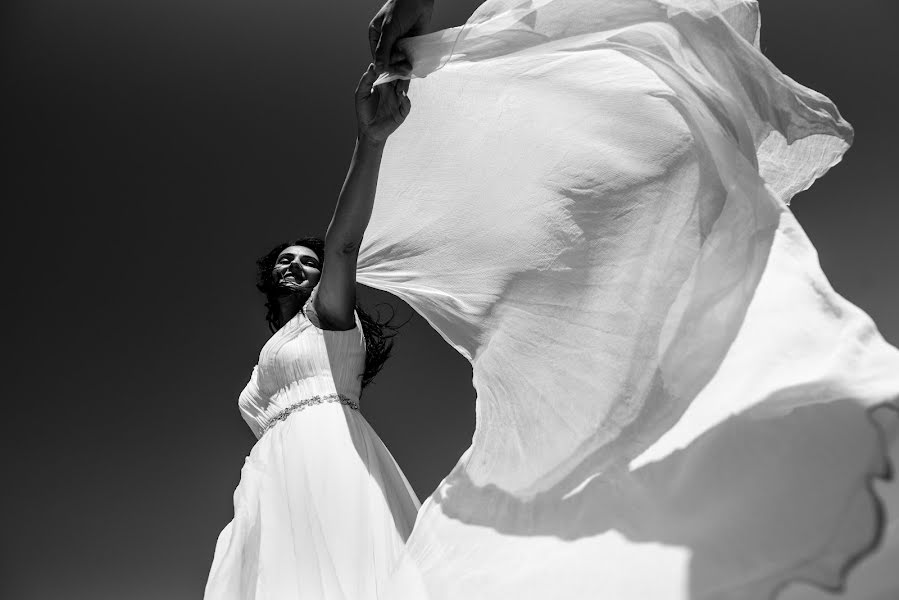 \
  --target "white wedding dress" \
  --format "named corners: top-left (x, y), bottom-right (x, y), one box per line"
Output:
top-left (203, 294), bottom-right (420, 599)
